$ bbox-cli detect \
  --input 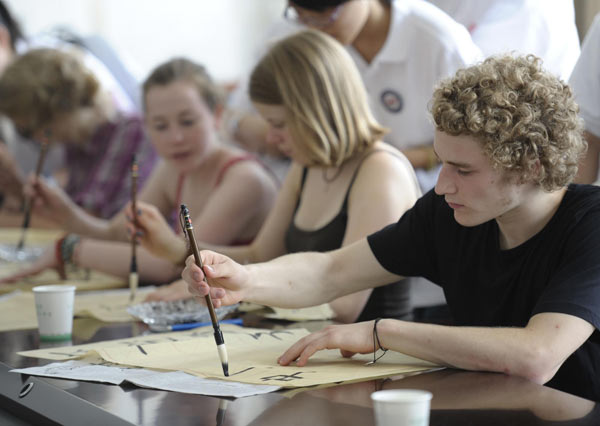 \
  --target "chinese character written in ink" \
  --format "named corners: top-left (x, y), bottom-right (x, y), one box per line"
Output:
top-left (244, 330), bottom-right (295, 341)
top-left (229, 367), bottom-right (255, 376)
top-left (261, 372), bottom-right (307, 382)
top-left (48, 348), bottom-right (88, 357)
